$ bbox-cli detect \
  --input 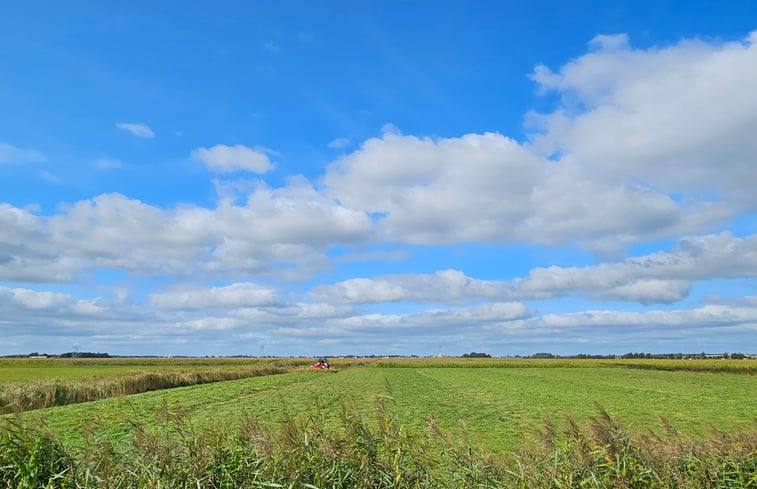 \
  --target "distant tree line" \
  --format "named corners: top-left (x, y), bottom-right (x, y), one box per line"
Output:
top-left (59, 351), bottom-right (110, 358)
top-left (529, 352), bottom-right (750, 360)
top-left (531, 352), bottom-right (556, 358)
top-left (3, 351), bottom-right (751, 360)
top-left (20, 352), bottom-right (111, 358)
